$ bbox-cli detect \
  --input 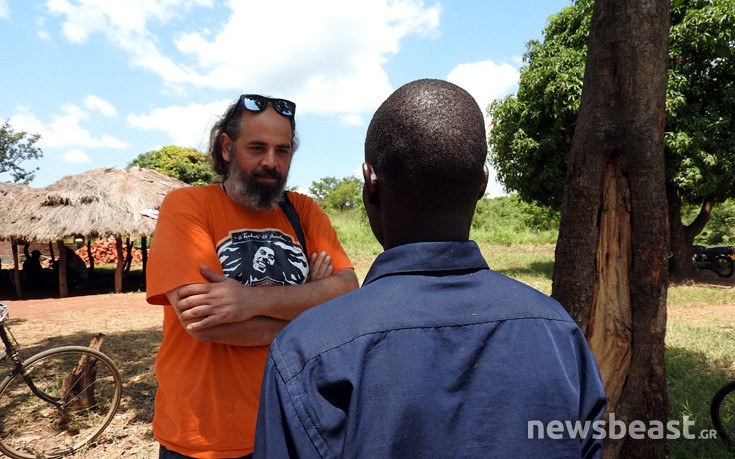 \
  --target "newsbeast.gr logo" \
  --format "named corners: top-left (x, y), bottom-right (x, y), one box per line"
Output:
top-left (528, 413), bottom-right (718, 440)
